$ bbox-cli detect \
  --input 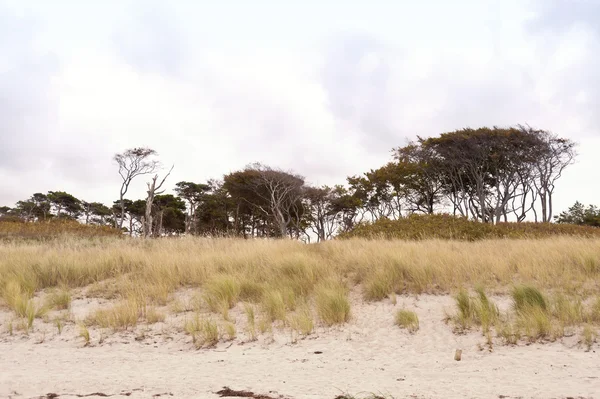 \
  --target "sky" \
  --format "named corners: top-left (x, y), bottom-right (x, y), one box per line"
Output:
top-left (0, 0), bottom-right (599, 215)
